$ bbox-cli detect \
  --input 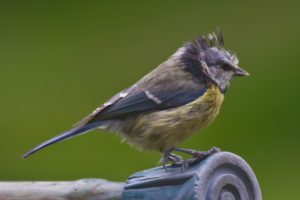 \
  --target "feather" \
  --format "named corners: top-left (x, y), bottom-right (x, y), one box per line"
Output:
top-left (22, 121), bottom-right (103, 158)
top-left (73, 85), bottom-right (135, 126)
top-left (88, 86), bottom-right (207, 121)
